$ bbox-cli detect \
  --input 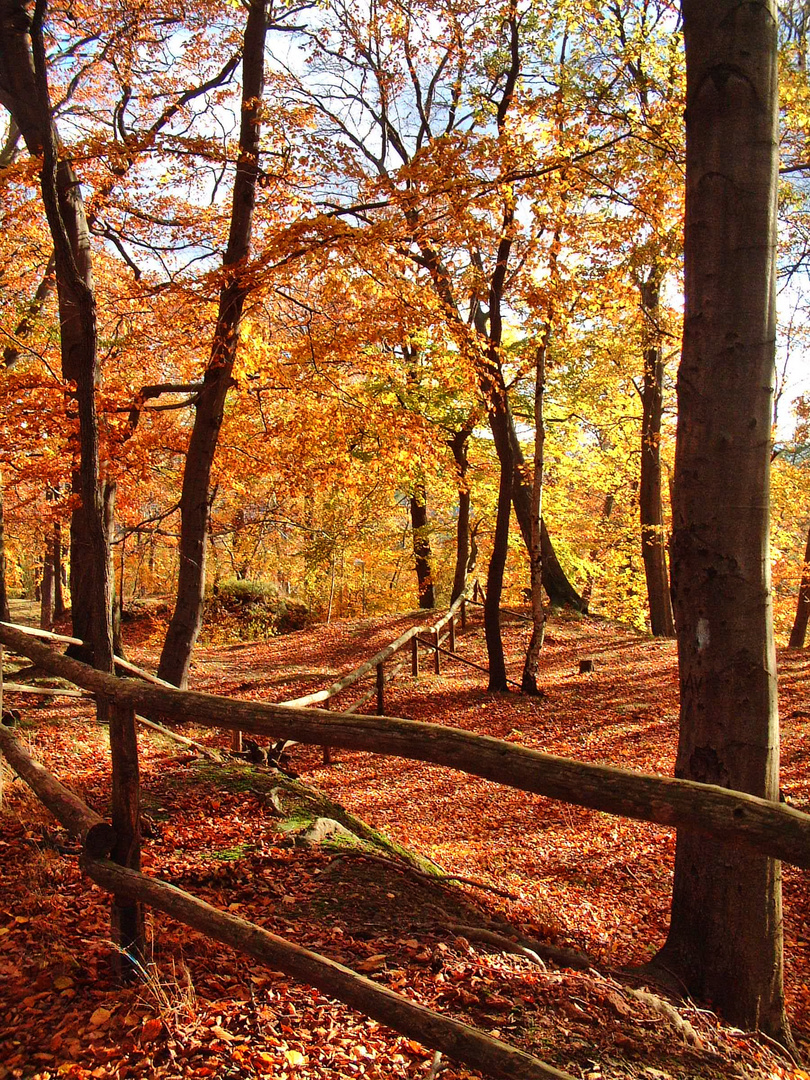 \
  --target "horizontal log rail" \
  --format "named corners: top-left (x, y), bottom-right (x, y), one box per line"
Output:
top-left (84, 858), bottom-right (569, 1080)
top-left (0, 722), bottom-right (115, 855)
top-left (2, 621), bottom-right (810, 869)
top-left (0, 725), bottom-right (572, 1080)
top-left (282, 592), bottom-right (469, 709)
